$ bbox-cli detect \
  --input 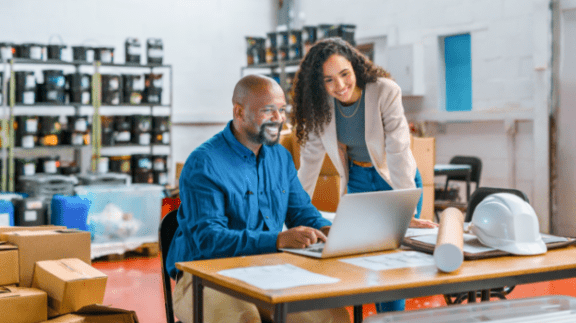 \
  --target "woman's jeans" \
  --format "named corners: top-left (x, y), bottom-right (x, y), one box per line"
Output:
top-left (347, 163), bottom-right (423, 312)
